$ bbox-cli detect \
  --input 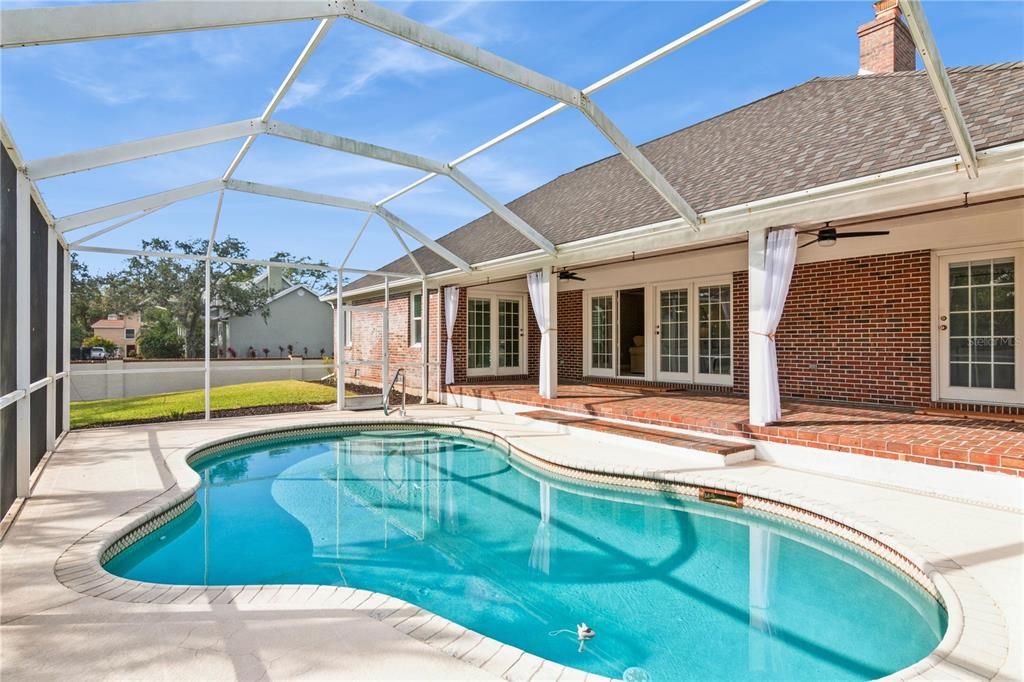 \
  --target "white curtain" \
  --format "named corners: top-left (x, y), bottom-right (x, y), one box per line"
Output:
top-left (444, 287), bottom-right (459, 385)
top-left (526, 270), bottom-right (554, 398)
top-left (750, 228), bottom-right (798, 425)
